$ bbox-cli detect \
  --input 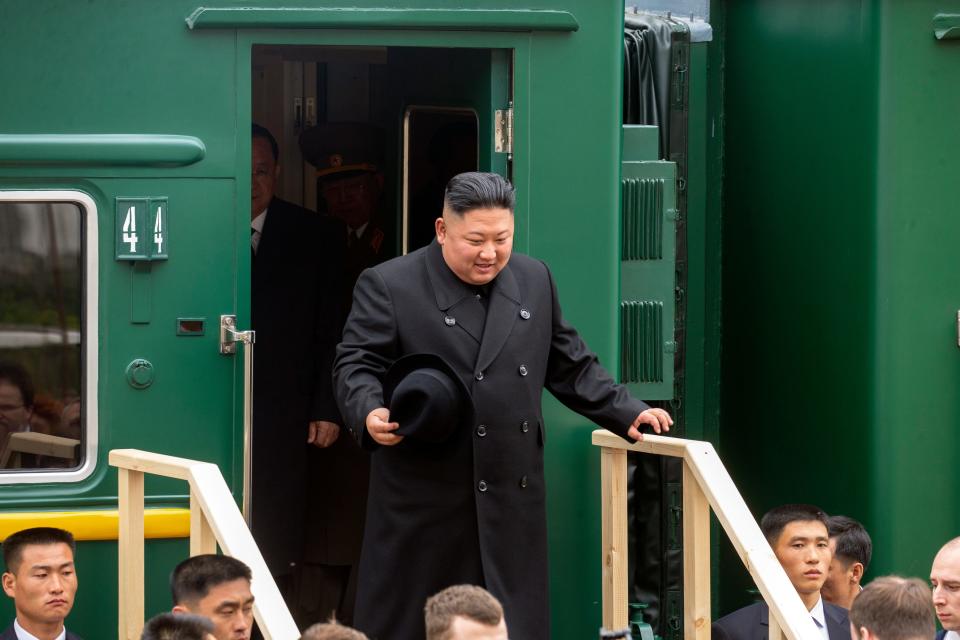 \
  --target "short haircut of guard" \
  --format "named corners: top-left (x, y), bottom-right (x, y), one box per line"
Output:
top-left (252, 123), bottom-right (279, 162)
top-left (0, 362), bottom-right (35, 408)
top-left (759, 504), bottom-right (829, 546)
top-left (849, 576), bottom-right (935, 640)
top-left (300, 620), bottom-right (369, 640)
top-left (442, 172), bottom-right (515, 216)
top-left (142, 612), bottom-right (215, 640)
top-left (170, 554), bottom-right (252, 605)
top-left (2, 527), bottom-right (75, 574)
top-left (828, 514), bottom-right (872, 572)
top-left (424, 584), bottom-right (504, 640)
